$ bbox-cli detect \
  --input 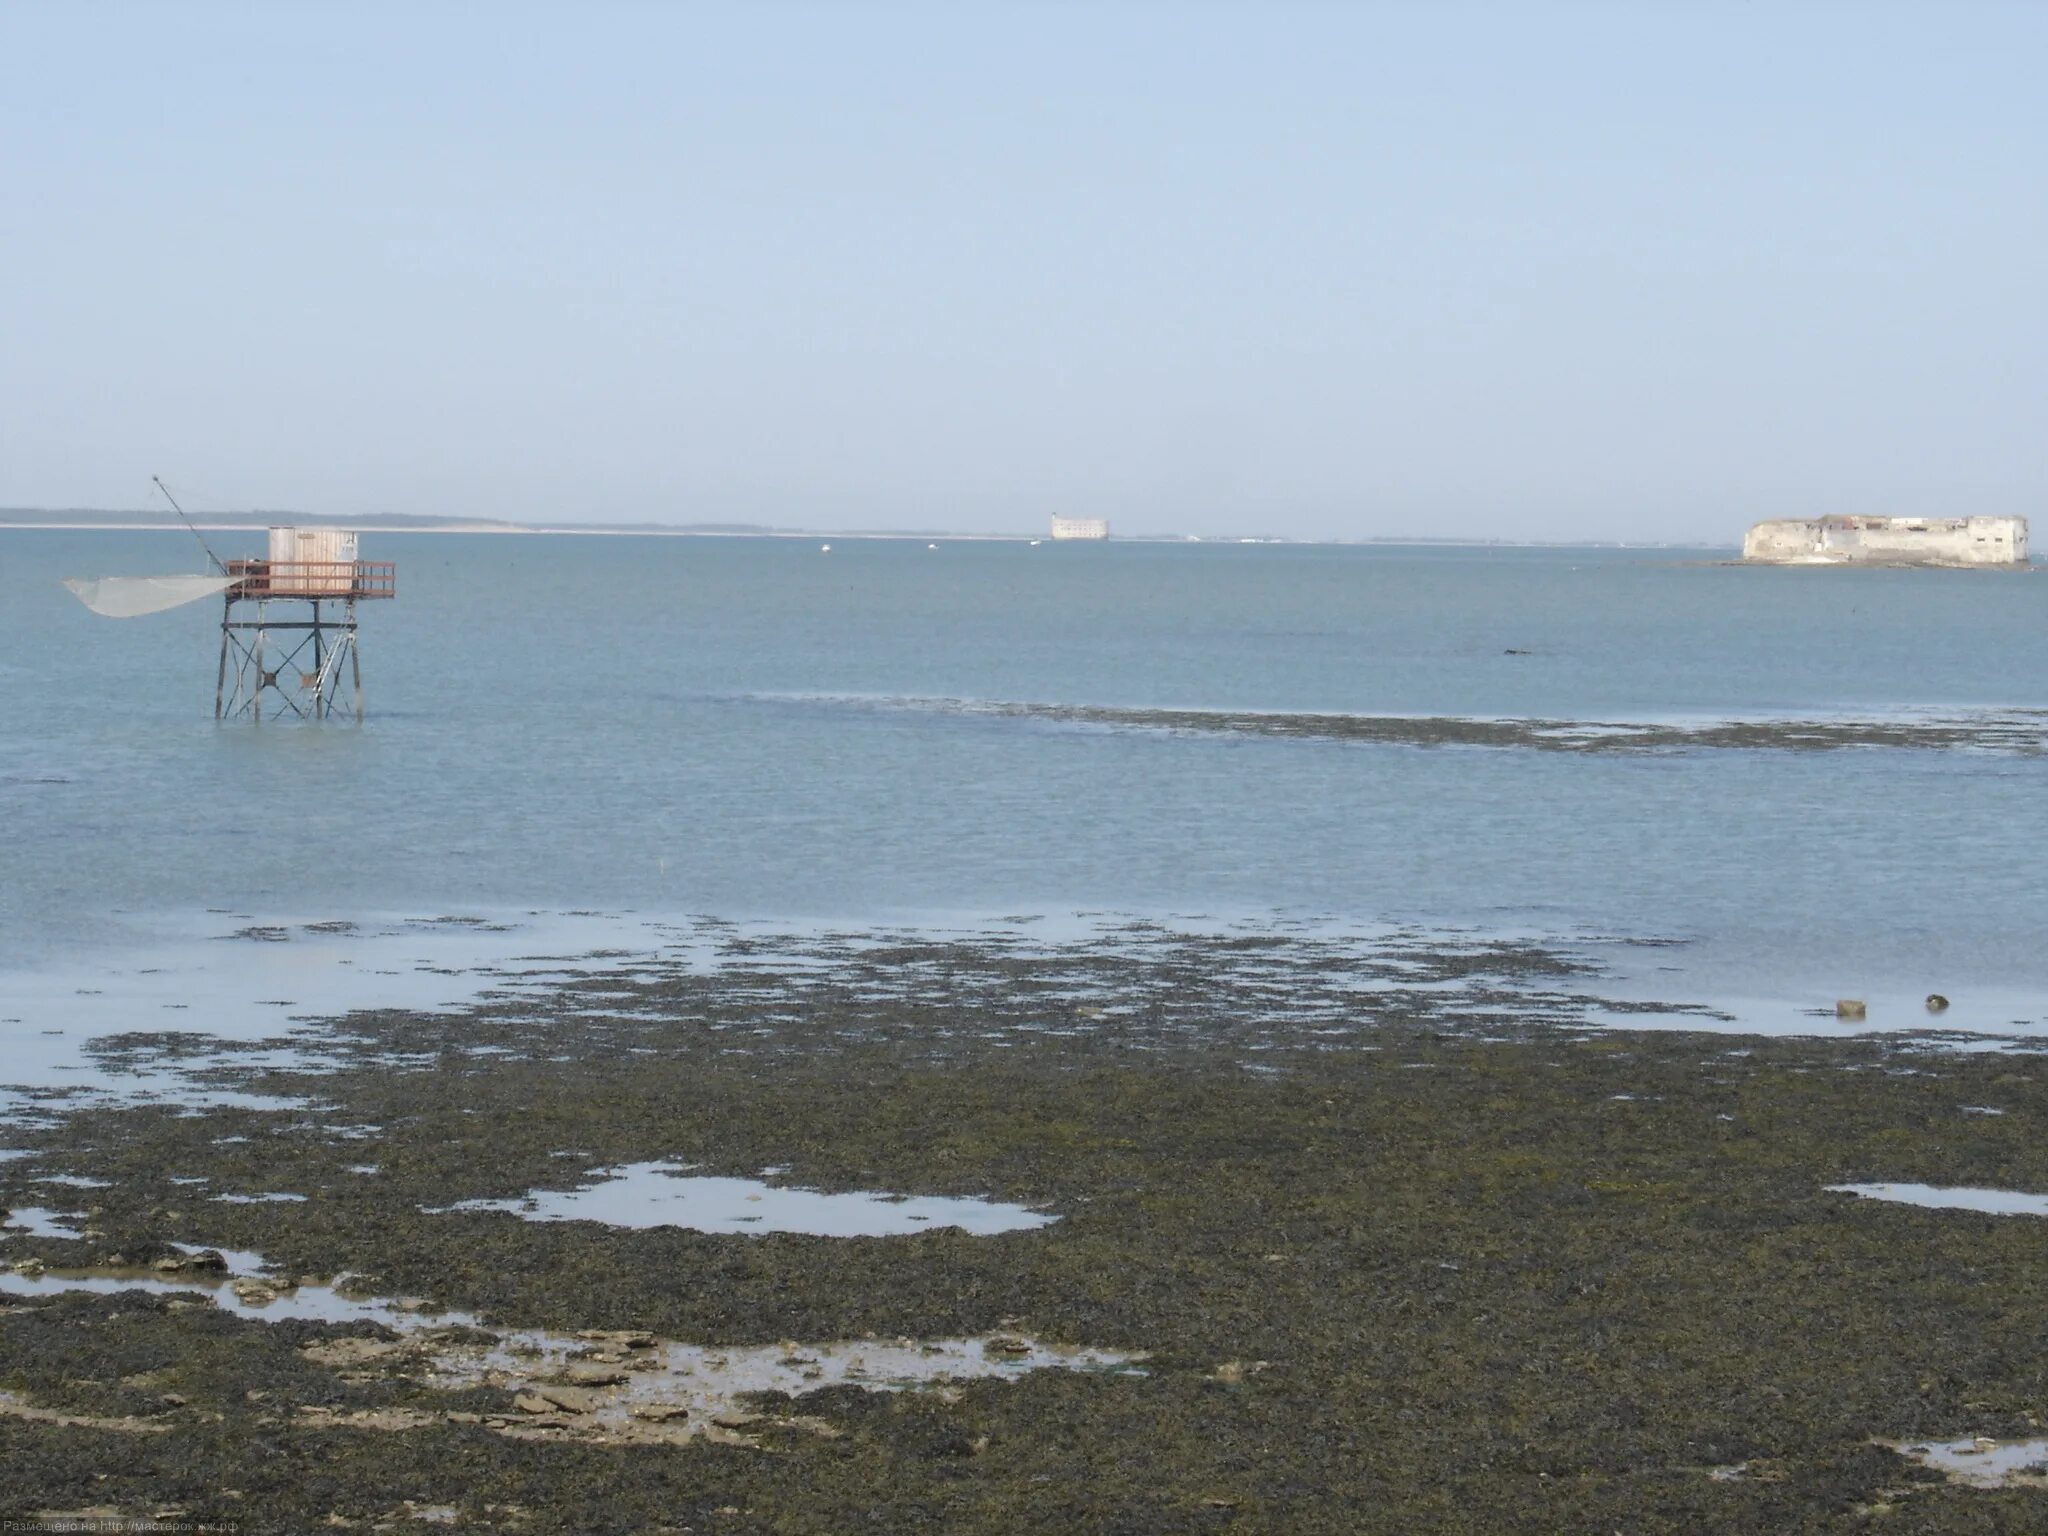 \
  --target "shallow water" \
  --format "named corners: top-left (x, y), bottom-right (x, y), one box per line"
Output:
top-left (3, 1207), bottom-right (86, 1240)
top-left (1826, 1184), bottom-right (2048, 1217)
top-left (436, 1161), bottom-right (1057, 1237)
top-left (1891, 1436), bottom-right (2048, 1487)
top-left (2, 532), bottom-right (2043, 1075)
top-left (3, 903), bottom-right (2042, 1133)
